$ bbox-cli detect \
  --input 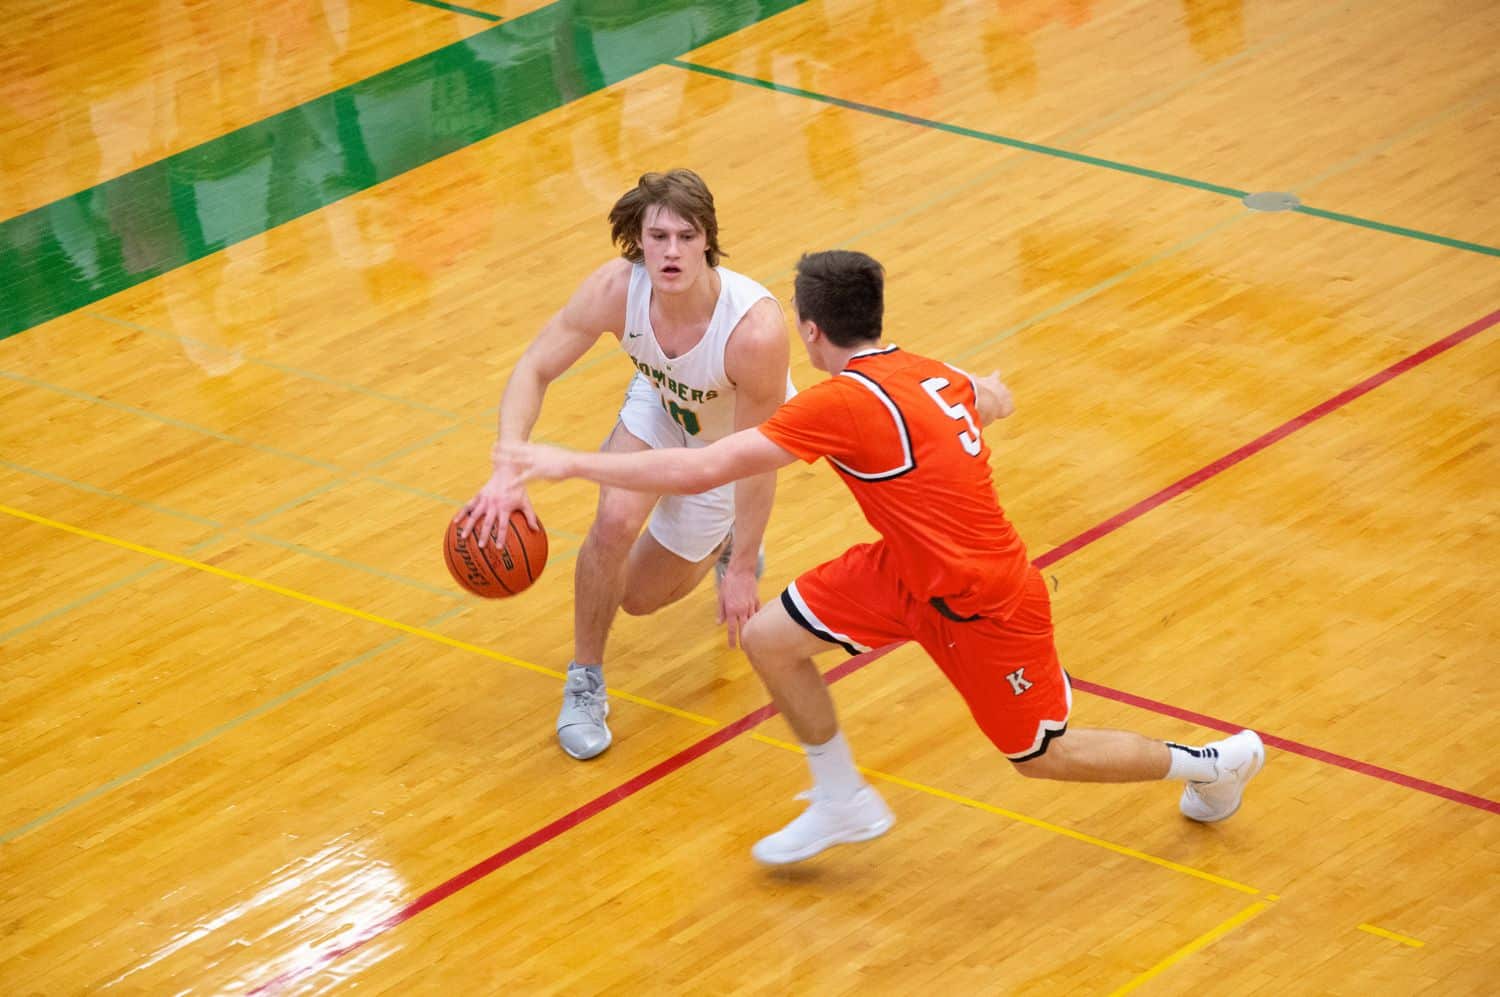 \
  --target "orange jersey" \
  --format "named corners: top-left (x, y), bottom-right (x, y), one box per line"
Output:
top-left (760, 346), bottom-right (1032, 619)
